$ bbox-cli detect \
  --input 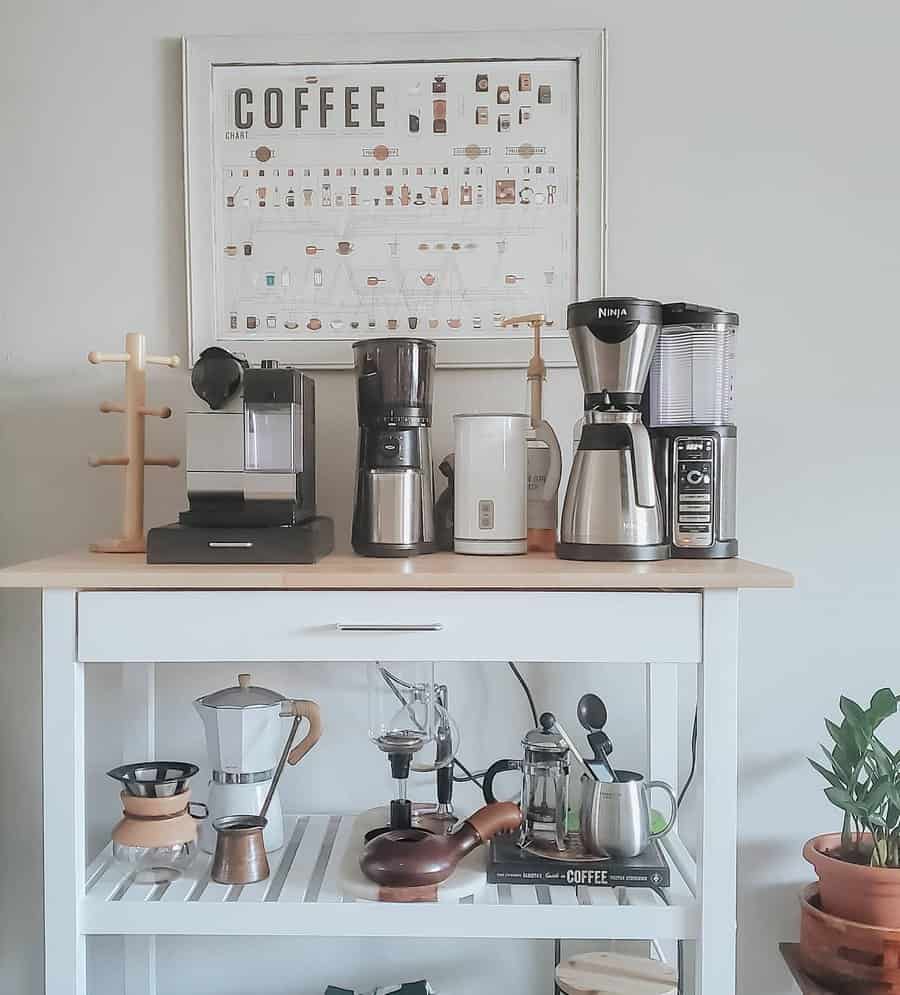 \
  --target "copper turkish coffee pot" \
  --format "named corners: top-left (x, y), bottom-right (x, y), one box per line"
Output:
top-left (360, 801), bottom-right (522, 888)
top-left (210, 705), bottom-right (315, 885)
